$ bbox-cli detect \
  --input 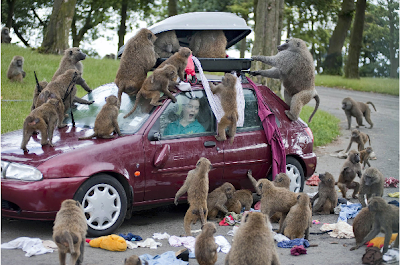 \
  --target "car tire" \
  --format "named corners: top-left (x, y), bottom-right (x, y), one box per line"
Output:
top-left (286, 156), bottom-right (305, 193)
top-left (74, 174), bottom-right (127, 236)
